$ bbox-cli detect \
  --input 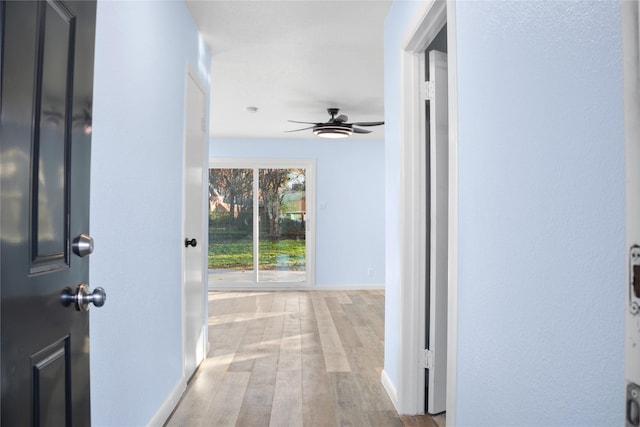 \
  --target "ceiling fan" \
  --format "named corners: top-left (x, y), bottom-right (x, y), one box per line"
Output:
top-left (286, 108), bottom-right (384, 139)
